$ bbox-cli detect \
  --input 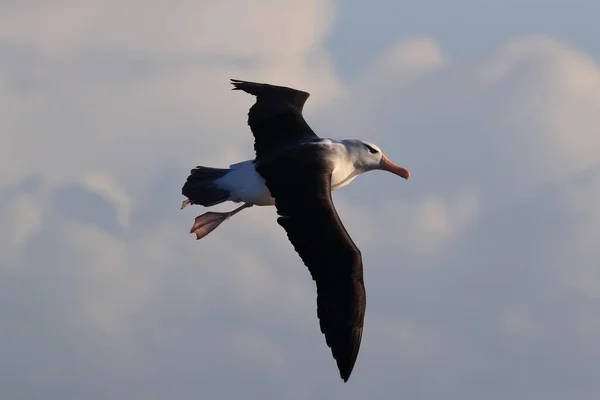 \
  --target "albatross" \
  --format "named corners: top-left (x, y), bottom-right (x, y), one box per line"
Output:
top-left (181, 79), bottom-right (410, 382)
